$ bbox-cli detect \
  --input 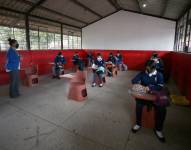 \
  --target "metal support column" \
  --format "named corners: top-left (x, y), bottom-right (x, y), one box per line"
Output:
top-left (61, 24), bottom-right (63, 50)
top-left (25, 15), bottom-right (30, 50)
